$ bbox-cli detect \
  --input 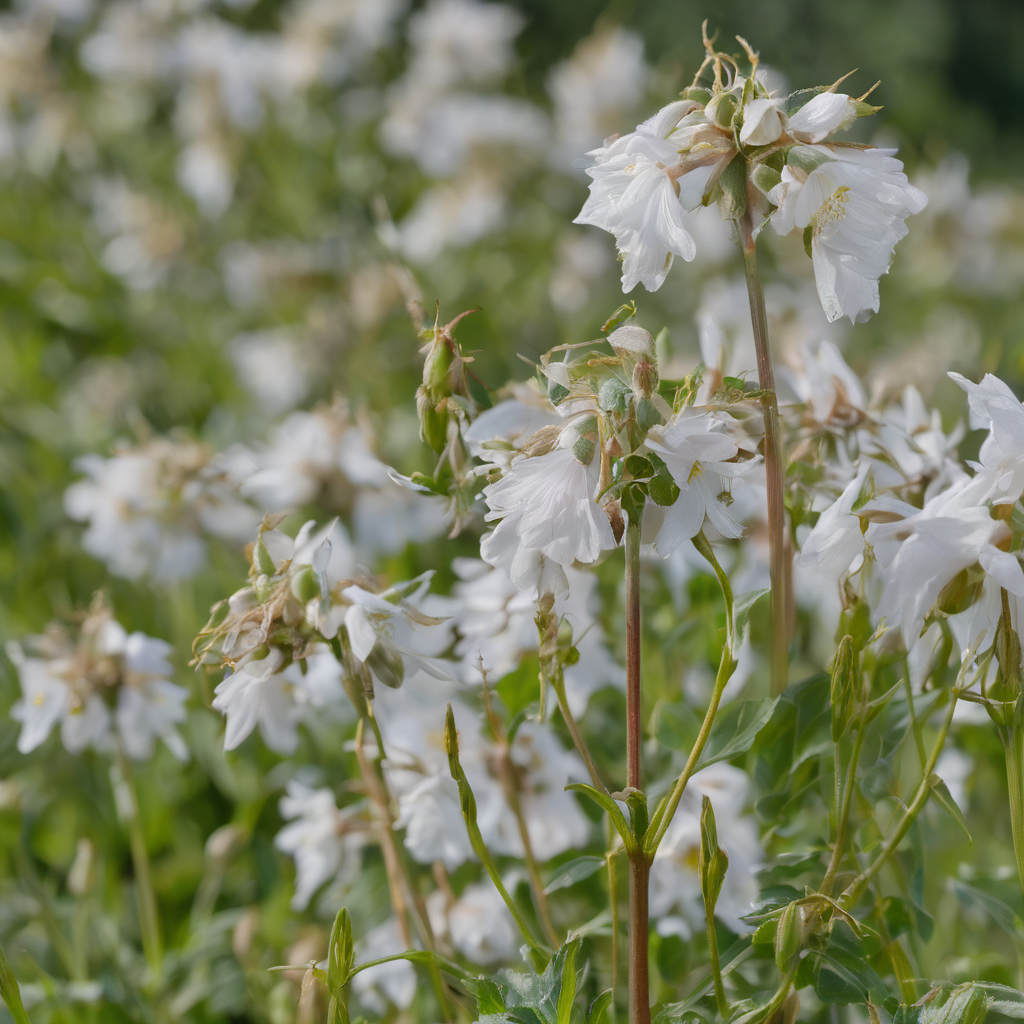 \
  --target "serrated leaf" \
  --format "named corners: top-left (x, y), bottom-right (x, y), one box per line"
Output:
top-left (544, 856), bottom-right (606, 895)
top-left (697, 697), bottom-right (779, 770)
top-left (471, 977), bottom-right (508, 1016)
top-left (929, 775), bottom-right (972, 843)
